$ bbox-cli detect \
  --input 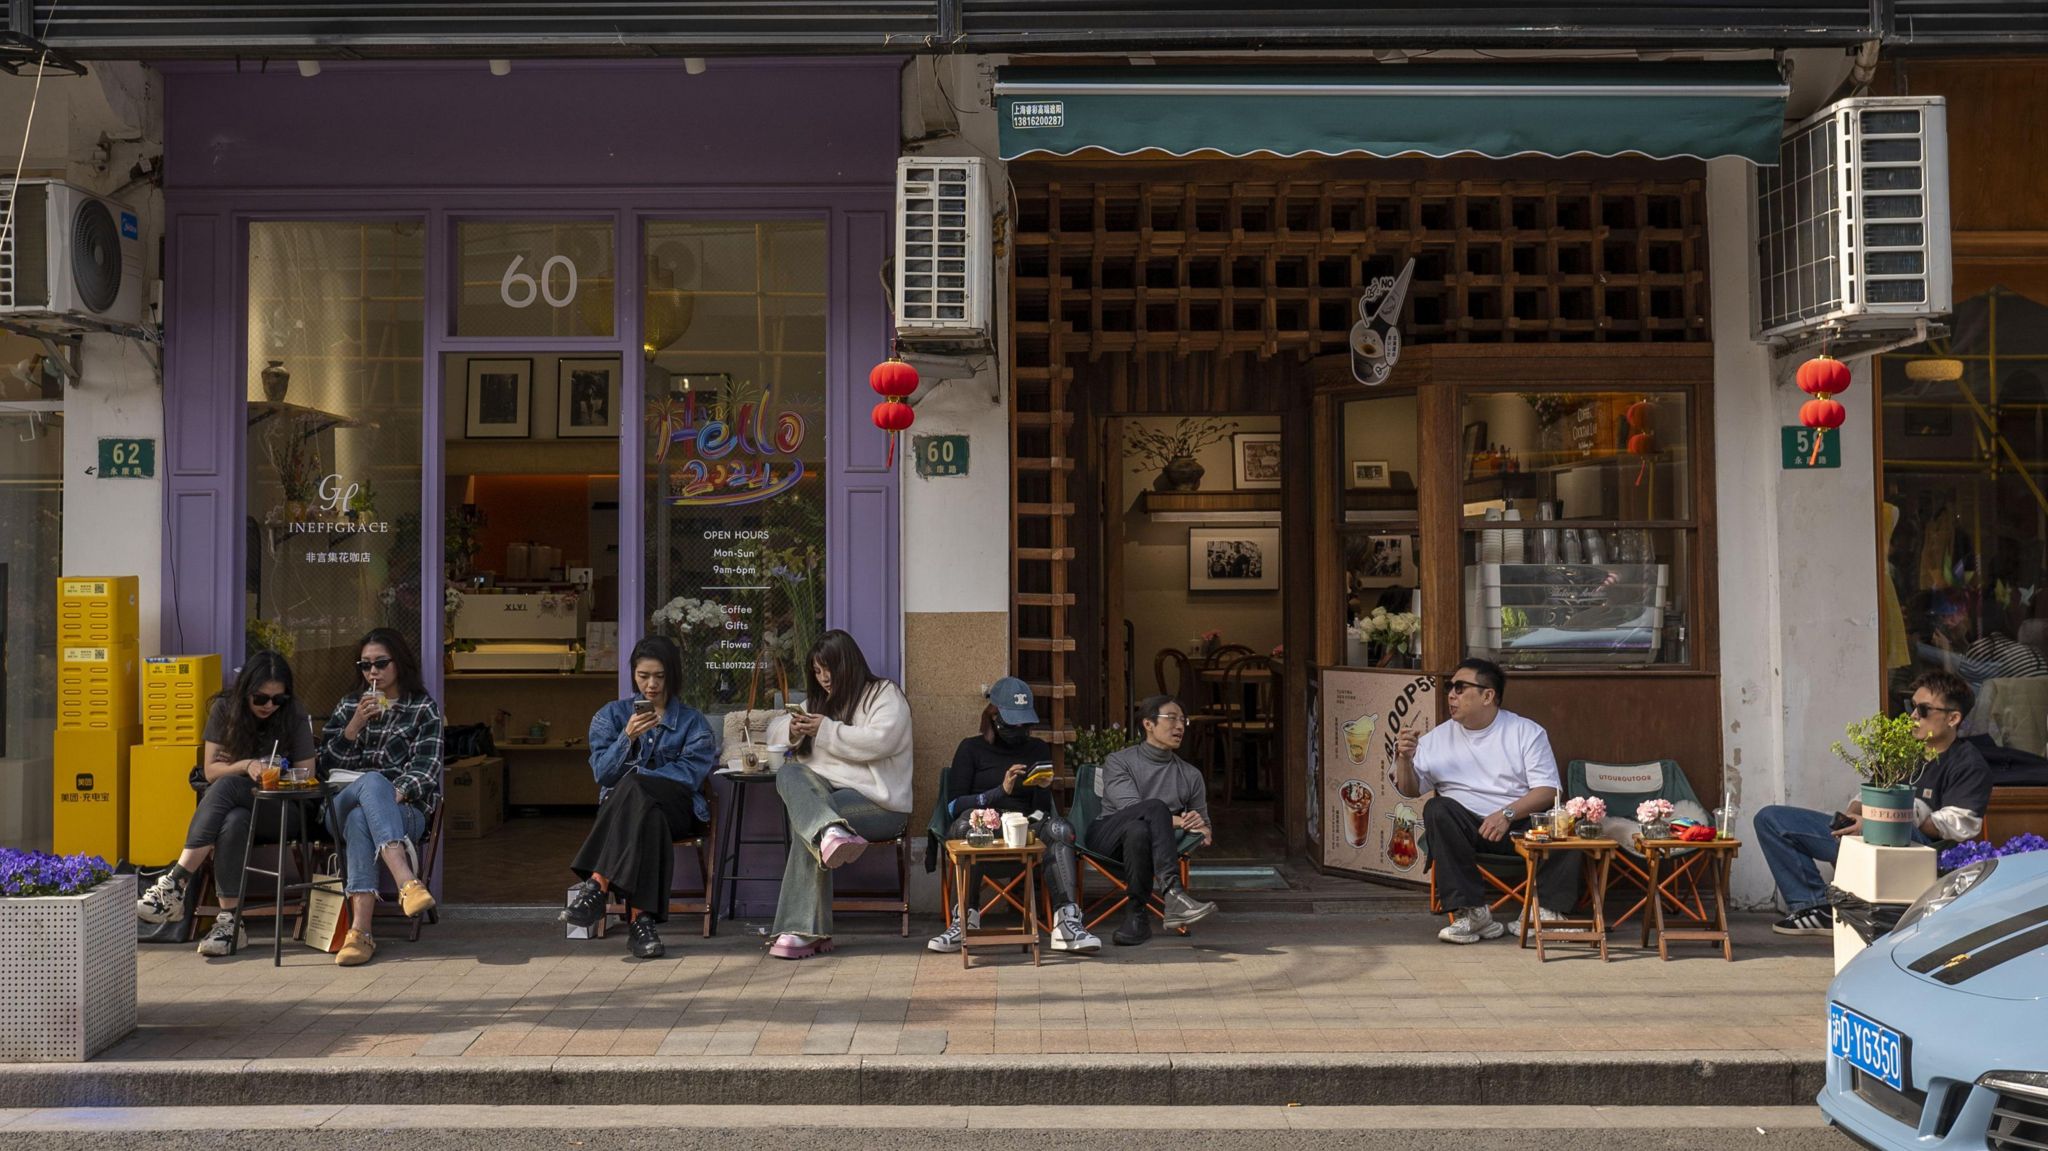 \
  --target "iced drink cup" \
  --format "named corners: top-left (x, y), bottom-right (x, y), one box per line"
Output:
top-left (1339, 779), bottom-right (1373, 847)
